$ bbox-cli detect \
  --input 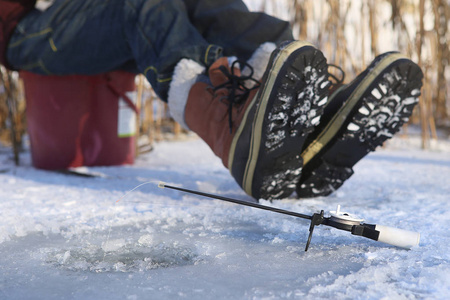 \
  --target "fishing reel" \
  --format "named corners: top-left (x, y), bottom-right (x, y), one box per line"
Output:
top-left (306, 205), bottom-right (419, 251)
